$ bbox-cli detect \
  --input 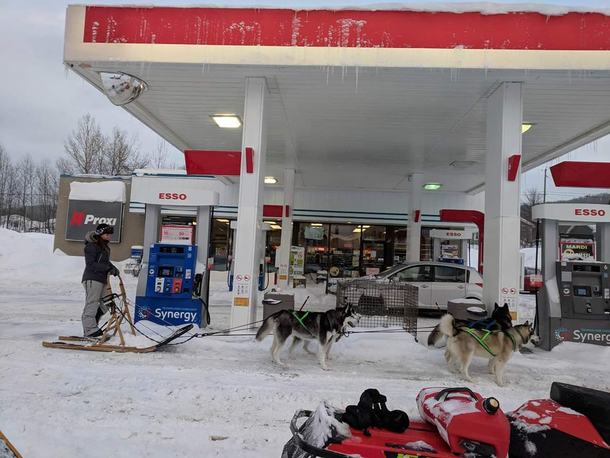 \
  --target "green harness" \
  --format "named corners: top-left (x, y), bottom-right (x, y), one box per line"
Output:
top-left (462, 328), bottom-right (519, 357)
top-left (292, 311), bottom-right (314, 336)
